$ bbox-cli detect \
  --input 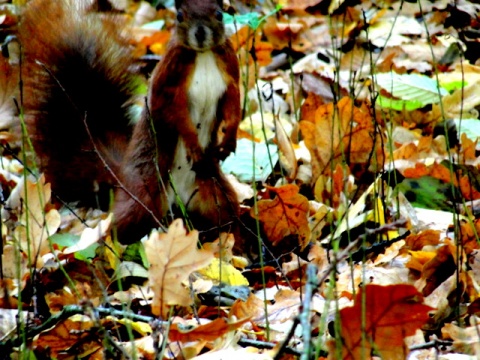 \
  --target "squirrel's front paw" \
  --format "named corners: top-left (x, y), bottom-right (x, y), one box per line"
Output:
top-left (186, 145), bottom-right (203, 165)
top-left (217, 142), bottom-right (236, 161)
